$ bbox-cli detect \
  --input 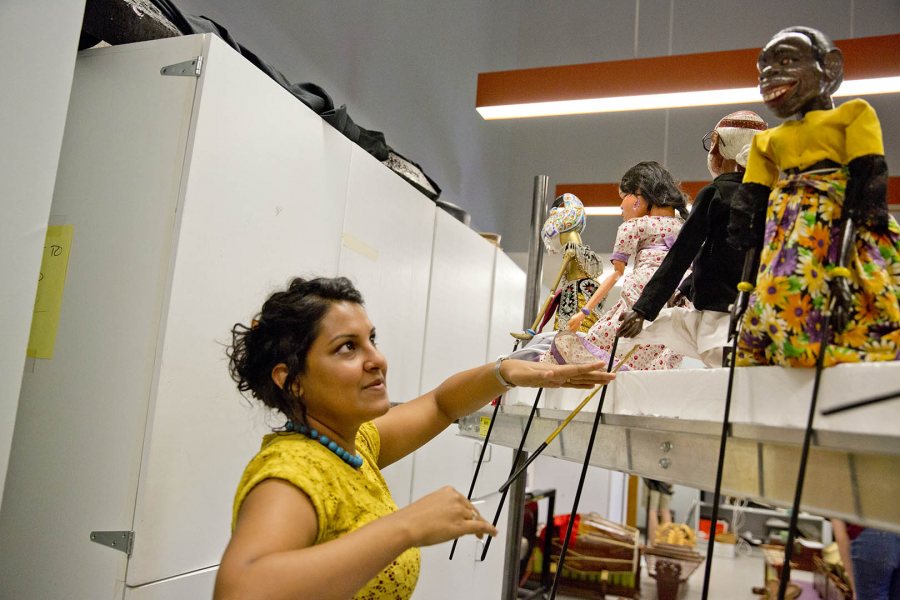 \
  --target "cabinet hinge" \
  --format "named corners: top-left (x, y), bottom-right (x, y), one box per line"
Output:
top-left (160, 55), bottom-right (202, 77)
top-left (90, 530), bottom-right (135, 556)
